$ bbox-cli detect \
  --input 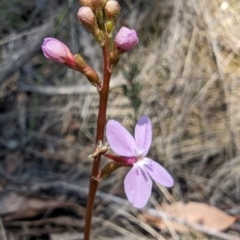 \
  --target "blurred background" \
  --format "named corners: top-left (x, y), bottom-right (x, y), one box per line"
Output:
top-left (1, 0), bottom-right (240, 239)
